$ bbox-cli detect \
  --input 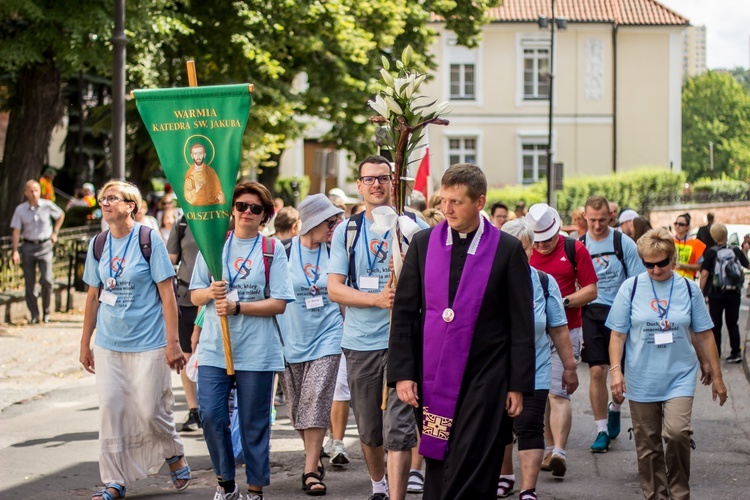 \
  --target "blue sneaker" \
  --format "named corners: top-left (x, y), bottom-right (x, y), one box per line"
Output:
top-left (608, 403), bottom-right (621, 439)
top-left (590, 431), bottom-right (610, 453)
